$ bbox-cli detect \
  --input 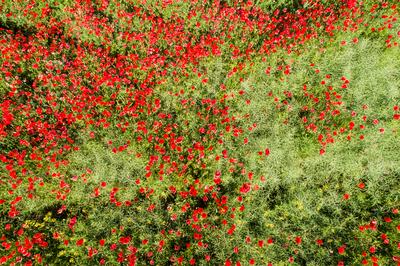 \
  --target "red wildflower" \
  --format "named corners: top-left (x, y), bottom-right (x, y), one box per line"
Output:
top-left (119, 236), bottom-right (131, 245)
top-left (193, 233), bottom-right (202, 240)
top-left (233, 246), bottom-right (239, 253)
top-left (338, 246), bottom-right (345, 254)
top-left (214, 170), bottom-right (222, 185)
top-left (76, 239), bottom-right (84, 246)
top-left (68, 217), bottom-right (77, 232)
top-left (384, 217), bottom-right (392, 223)
top-left (239, 183), bottom-right (251, 194)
